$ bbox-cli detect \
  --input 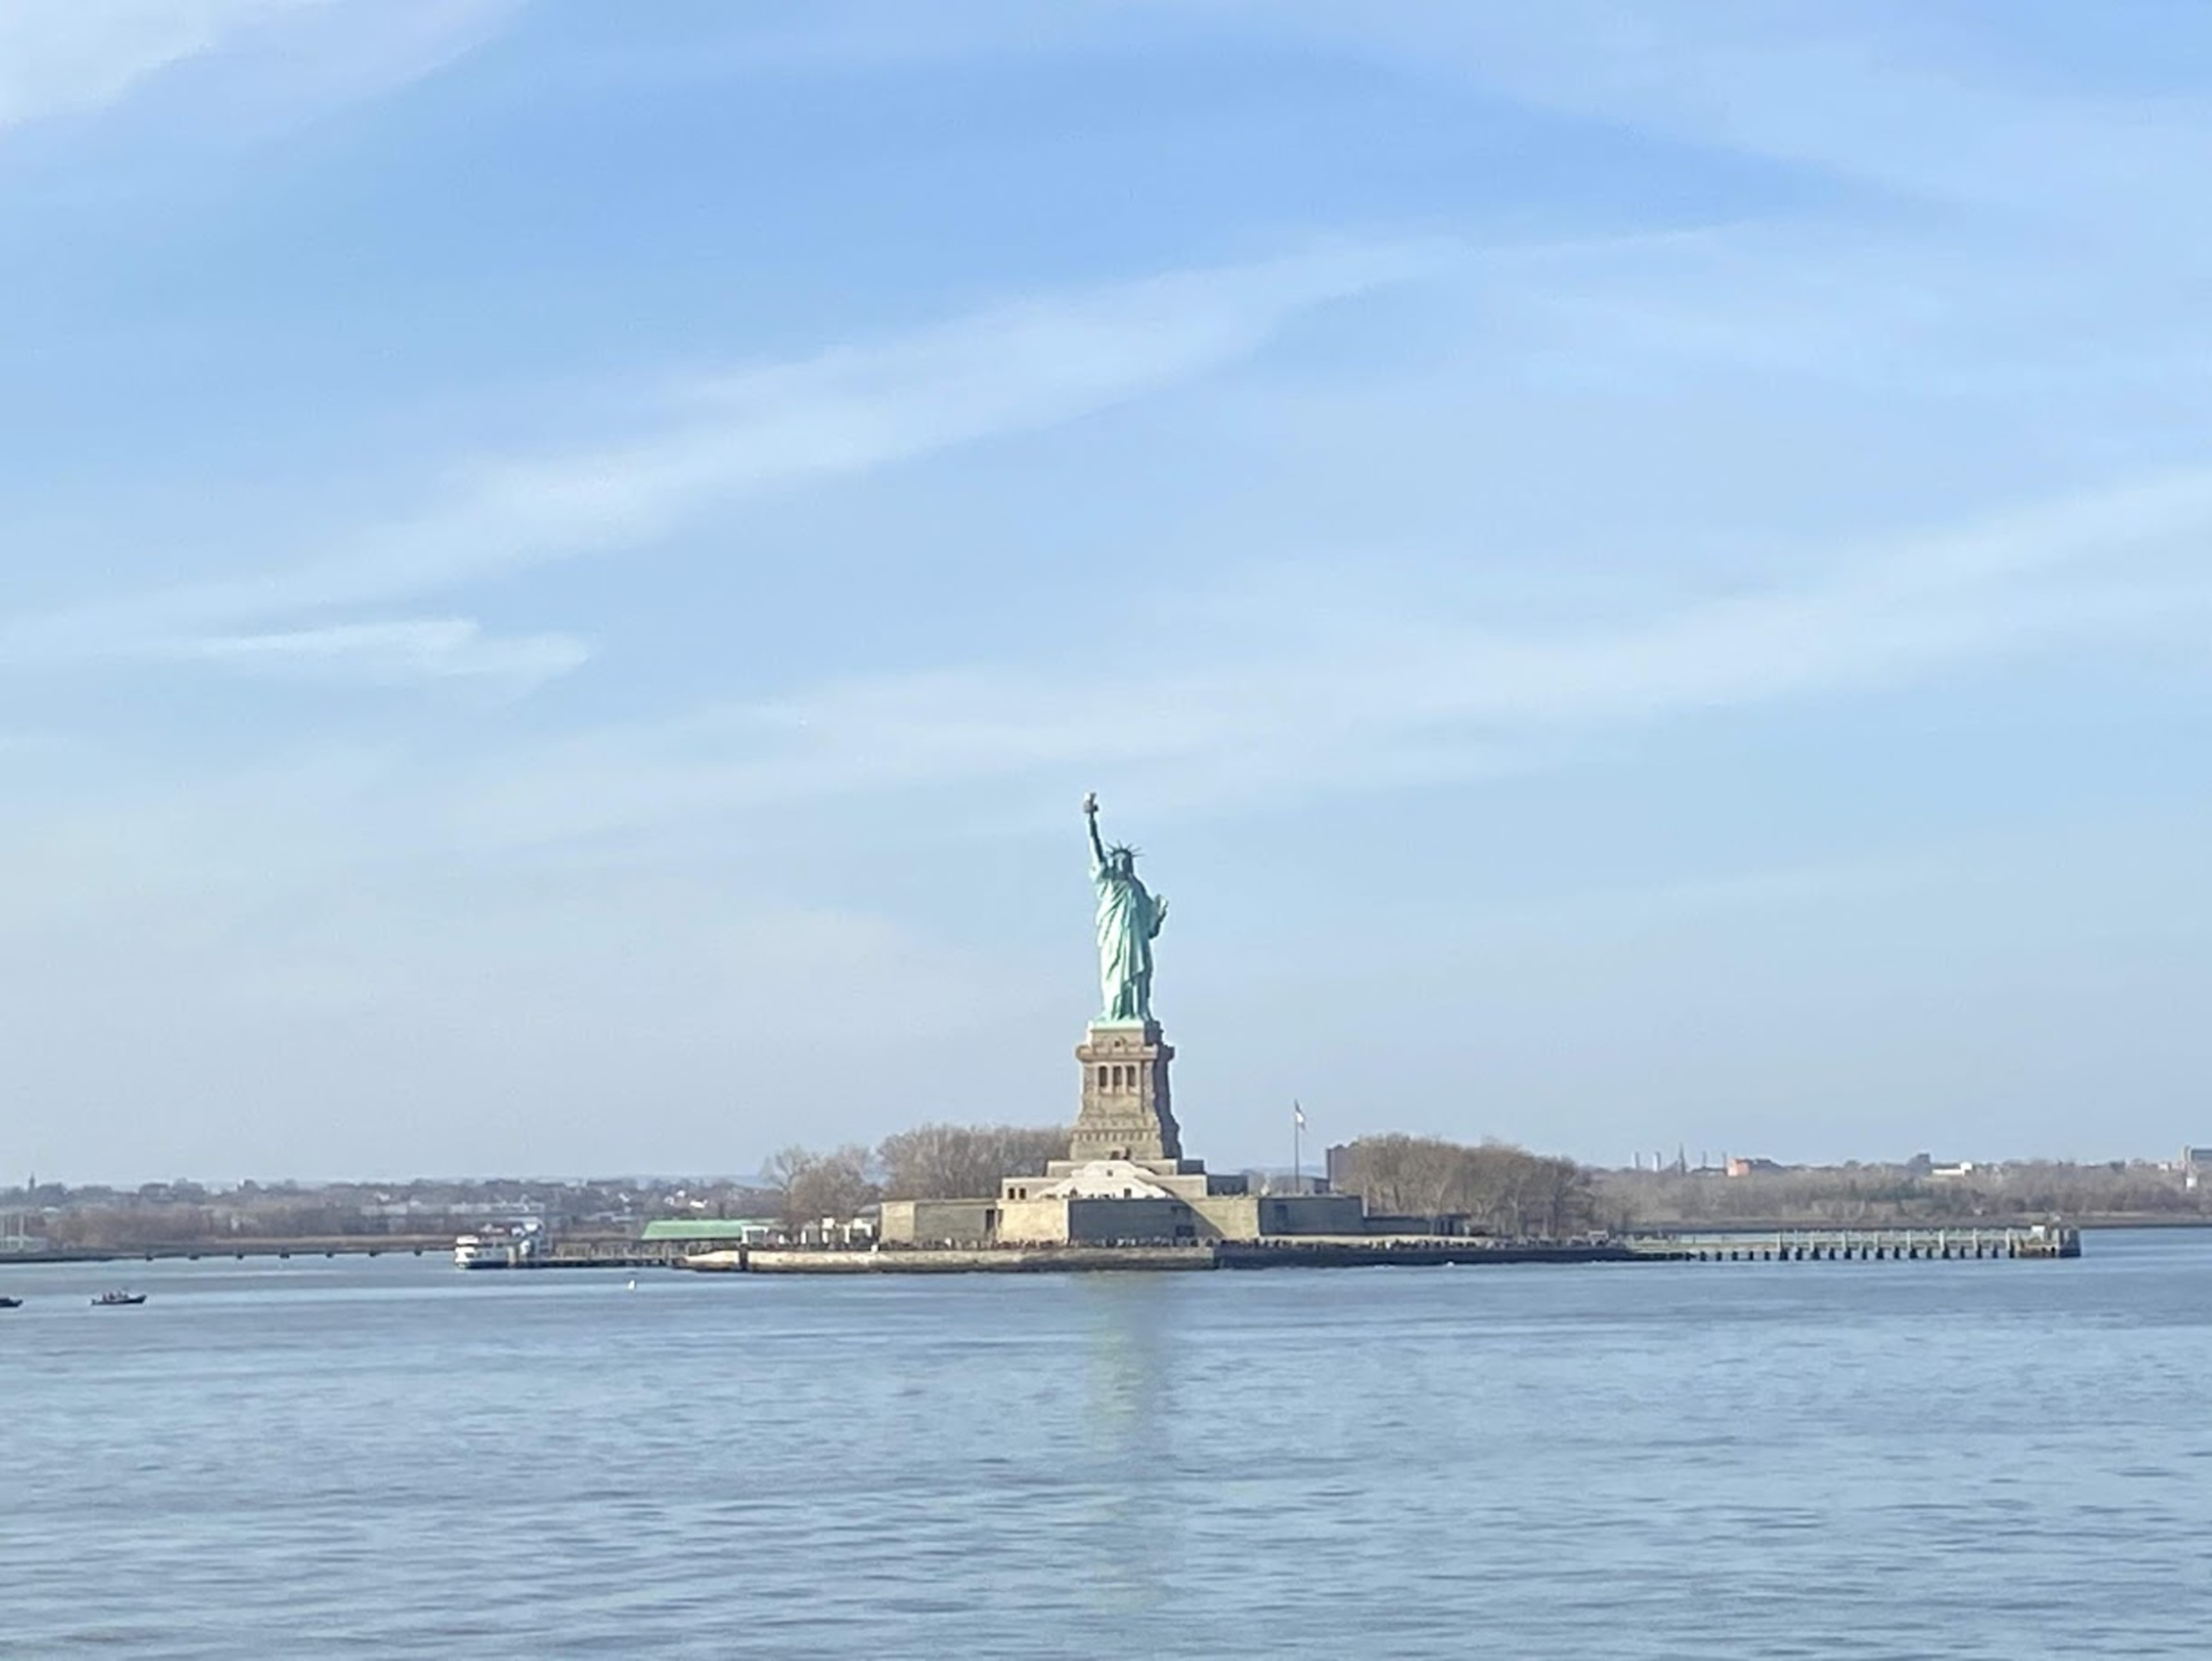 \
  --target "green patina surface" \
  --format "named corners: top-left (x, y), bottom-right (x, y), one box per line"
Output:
top-left (1084, 794), bottom-right (1167, 1023)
